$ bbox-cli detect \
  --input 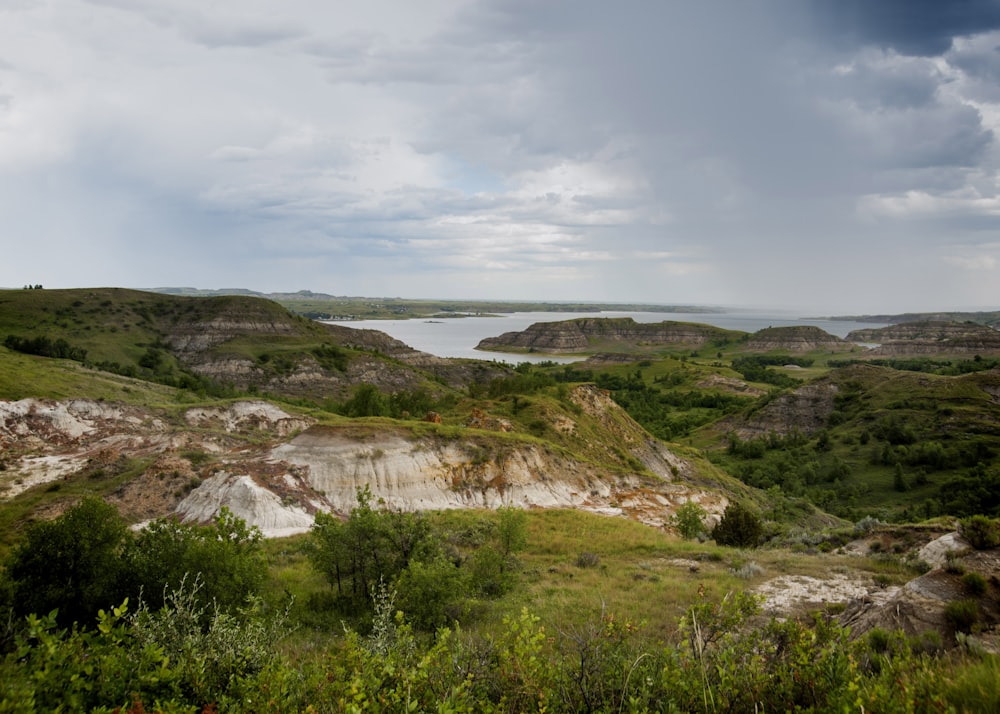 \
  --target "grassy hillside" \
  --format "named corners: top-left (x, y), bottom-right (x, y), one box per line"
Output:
top-left (517, 348), bottom-right (1000, 523)
top-left (0, 288), bottom-right (474, 402)
top-left (2, 291), bottom-right (999, 711)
